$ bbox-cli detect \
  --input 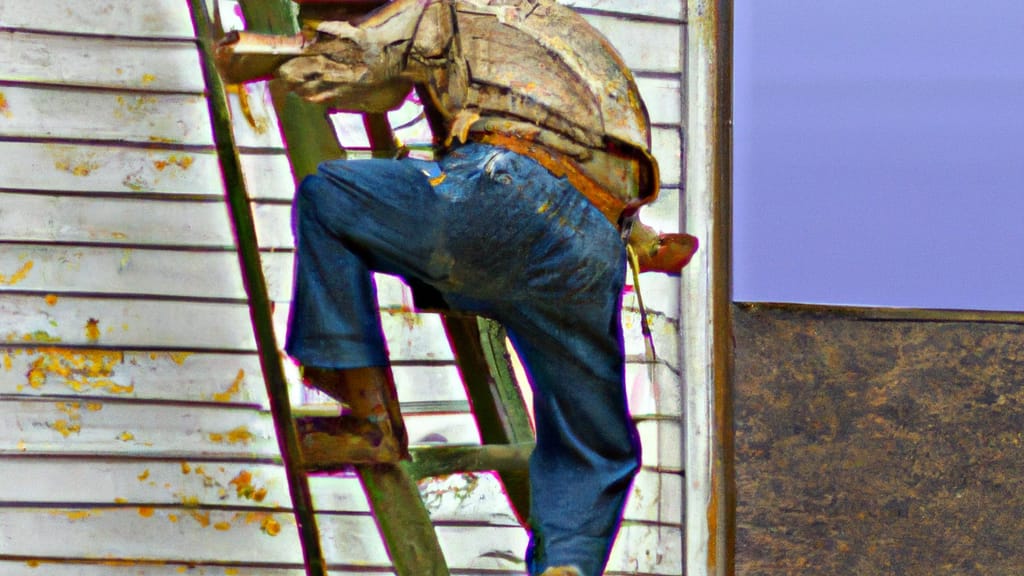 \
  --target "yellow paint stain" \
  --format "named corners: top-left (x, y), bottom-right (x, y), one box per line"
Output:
top-left (226, 83), bottom-right (269, 134)
top-left (177, 566), bottom-right (188, 573)
top-left (3, 352), bottom-right (11, 371)
top-left (137, 506), bottom-right (155, 518)
top-left (114, 497), bottom-right (127, 504)
top-left (51, 510), bottom-right (92, 521)
top-left (536, 200), bottom-right (552, 214)
top-left (0, 260), bottom-right (33, 286)
top-left (19, 346), bottom-right (127, 395)
top-left (118, 431), bottom-right (135, 442)
top-left (152, 154), bottom-right (194, 172)
top-left (181, 461), bottom-right (192, 474)
top-left (0, 90), bottom-right (11, 118)
top-left (44, 294), bottom-right (58, 306)
top-left (213, 521), bottom-right (232, 531)
top-left (141, 73), bottom-right (157, 85)
top-left (86, 402), bottom-right (103, 411)
top-left (209, 426), bottom-right (254, 445)
top-left (261, 515), bottom-right (282, 536)
top-left (225, 569), bottom-right (240, 576)
top-left (228, 469), bottom-right (265, 501)
top-left (213, 369), bottom-right (245, 402)
top-left (16, 439), bottom-right (26, 451)
top-left (26, 559), bottom-right (40, 567)
top-left (168, 351), bottom-right (192, 365)
top-left (137, 469), bottom-right (150, 481)
top-left (114, 94), bottom-right (158, 119)
top-left (85, 319), bottom-right (101, 342)
top-left (168, 513), bottom-right (179, 523)
top-left (188, 509), bottom-right (211, 527)
top-left (110, 231), bottom-right (128, 239)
